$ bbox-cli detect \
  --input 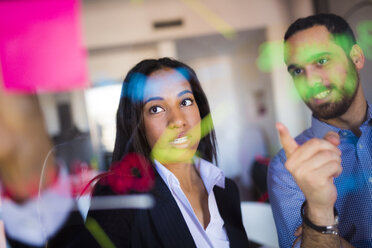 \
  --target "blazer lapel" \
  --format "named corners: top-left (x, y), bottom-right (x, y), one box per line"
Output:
top-left (214, 181), bottom-right (249, 248)
top-left (149, 174), bottom-right (196, 248)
